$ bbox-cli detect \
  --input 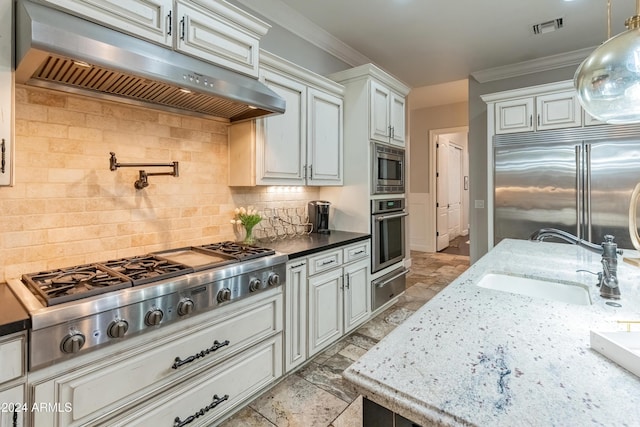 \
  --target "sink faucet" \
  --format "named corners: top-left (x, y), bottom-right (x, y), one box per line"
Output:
top-left (529, 228), bottom-right (622, 299)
